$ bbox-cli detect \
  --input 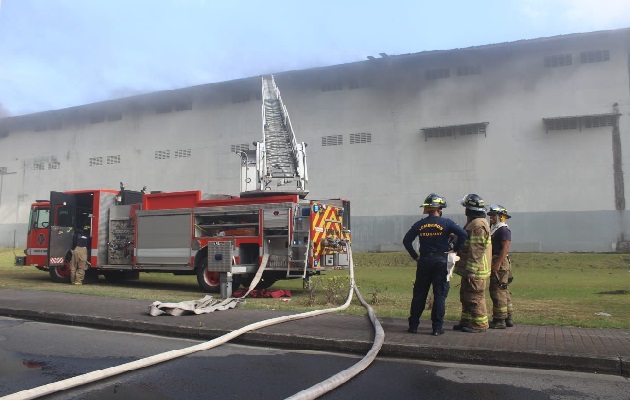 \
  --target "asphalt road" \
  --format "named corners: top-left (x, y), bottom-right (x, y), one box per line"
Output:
top-left (1, 317), bottom-right (628, 400)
